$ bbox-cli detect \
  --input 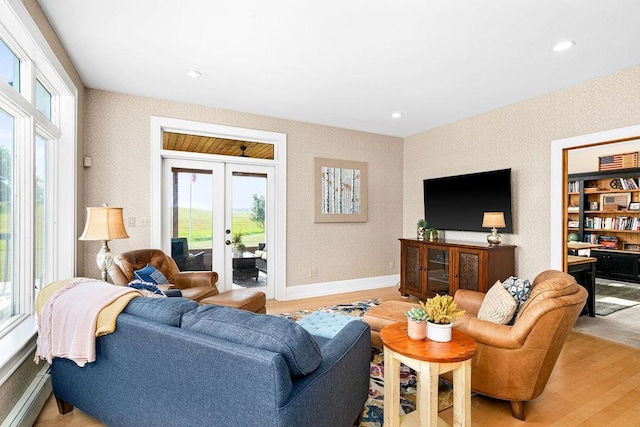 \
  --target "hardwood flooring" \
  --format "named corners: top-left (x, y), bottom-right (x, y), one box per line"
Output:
top-left (34, 286), bottom-right (640, 426)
